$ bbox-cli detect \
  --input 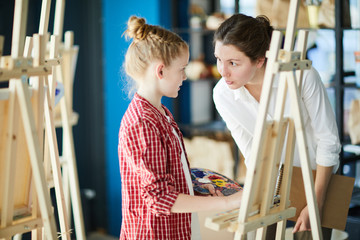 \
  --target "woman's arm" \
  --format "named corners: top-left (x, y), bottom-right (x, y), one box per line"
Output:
top-left (314, 165), bottom-right (333, 209)
top-left (301, 68), bottom-right (341, 170)
top-left (171, 190), bottom-right (243, 213)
